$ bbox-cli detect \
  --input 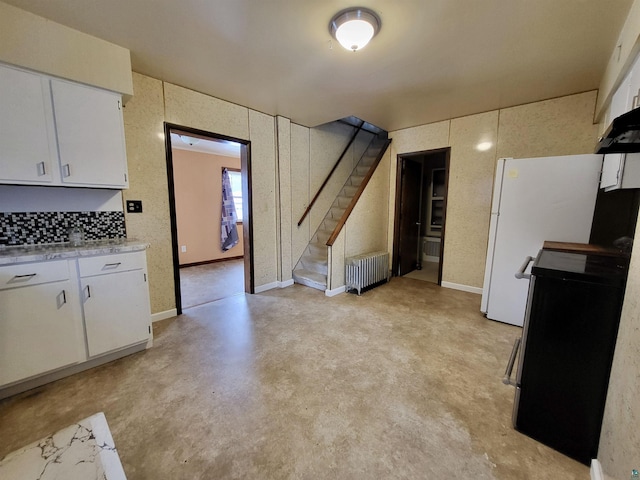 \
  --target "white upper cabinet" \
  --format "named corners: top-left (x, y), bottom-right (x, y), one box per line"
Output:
top-left (51, 79), bottom-right (128, 188)
top-left (626, 53), bottom-right (640, 113)
top-left (0, 64), bottom-right (57, 184)
top-left (607, 51), bottom-right (640, 127)
top-left (0, 62), bottom-right (129, 189)
top-left (600, 153), bottom-right (640, 191)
